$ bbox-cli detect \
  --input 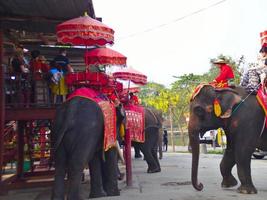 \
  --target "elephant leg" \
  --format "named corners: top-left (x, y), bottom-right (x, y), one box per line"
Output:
top-left (102, 147), bottom-right (120, 196)
top-left (51, 145), bottom-right (67, 200)
top-left (133, 143), bottom-right (142, 158)
top-left (141, 128), bottom-right (161, 173)
top-left (152, 145), bottom-right (161, 172)
top-left (235, 147), bottom-right (257, 194)
top-left (220, 148), bottom-right (238, 188)
top-left (67, 164), bottom-right (84, 200)
top-left (89, 150), bottom-right (107, 198)
top-left (140, 144), bottom-right (160, 173)
top-left (67, 144), bottom-right (96, 200)
top-left (151, 130), bottom-right (161, 171)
